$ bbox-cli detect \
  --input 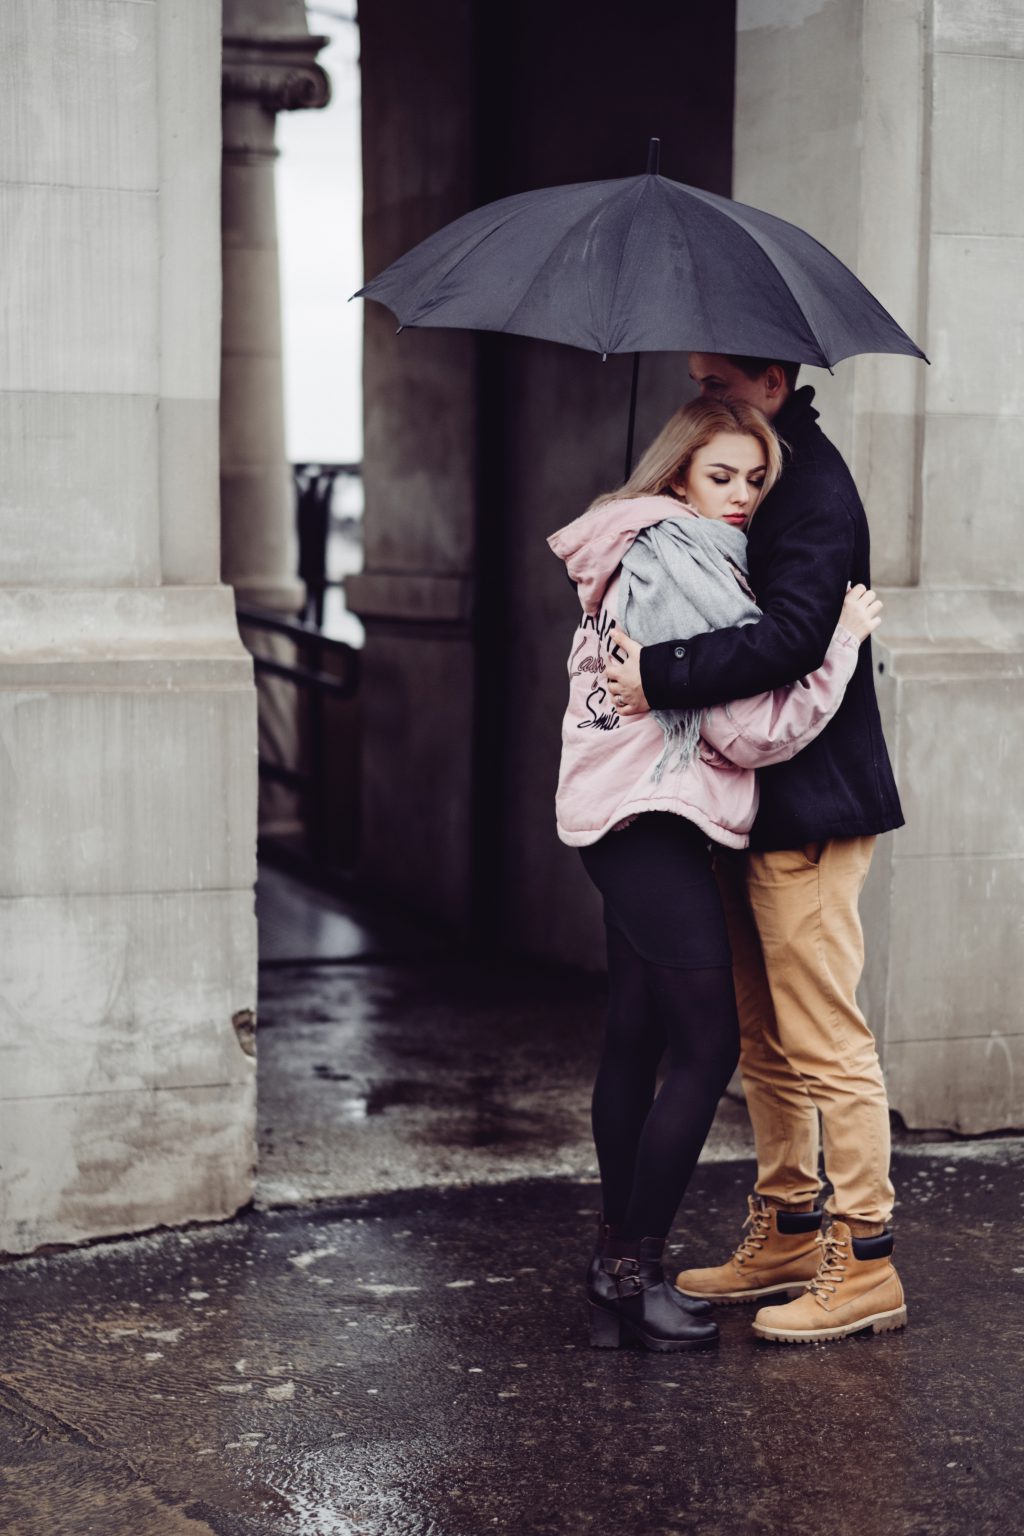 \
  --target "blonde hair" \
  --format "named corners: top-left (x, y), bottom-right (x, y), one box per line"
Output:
top-left (590, 397), bottom-right (783, 517)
